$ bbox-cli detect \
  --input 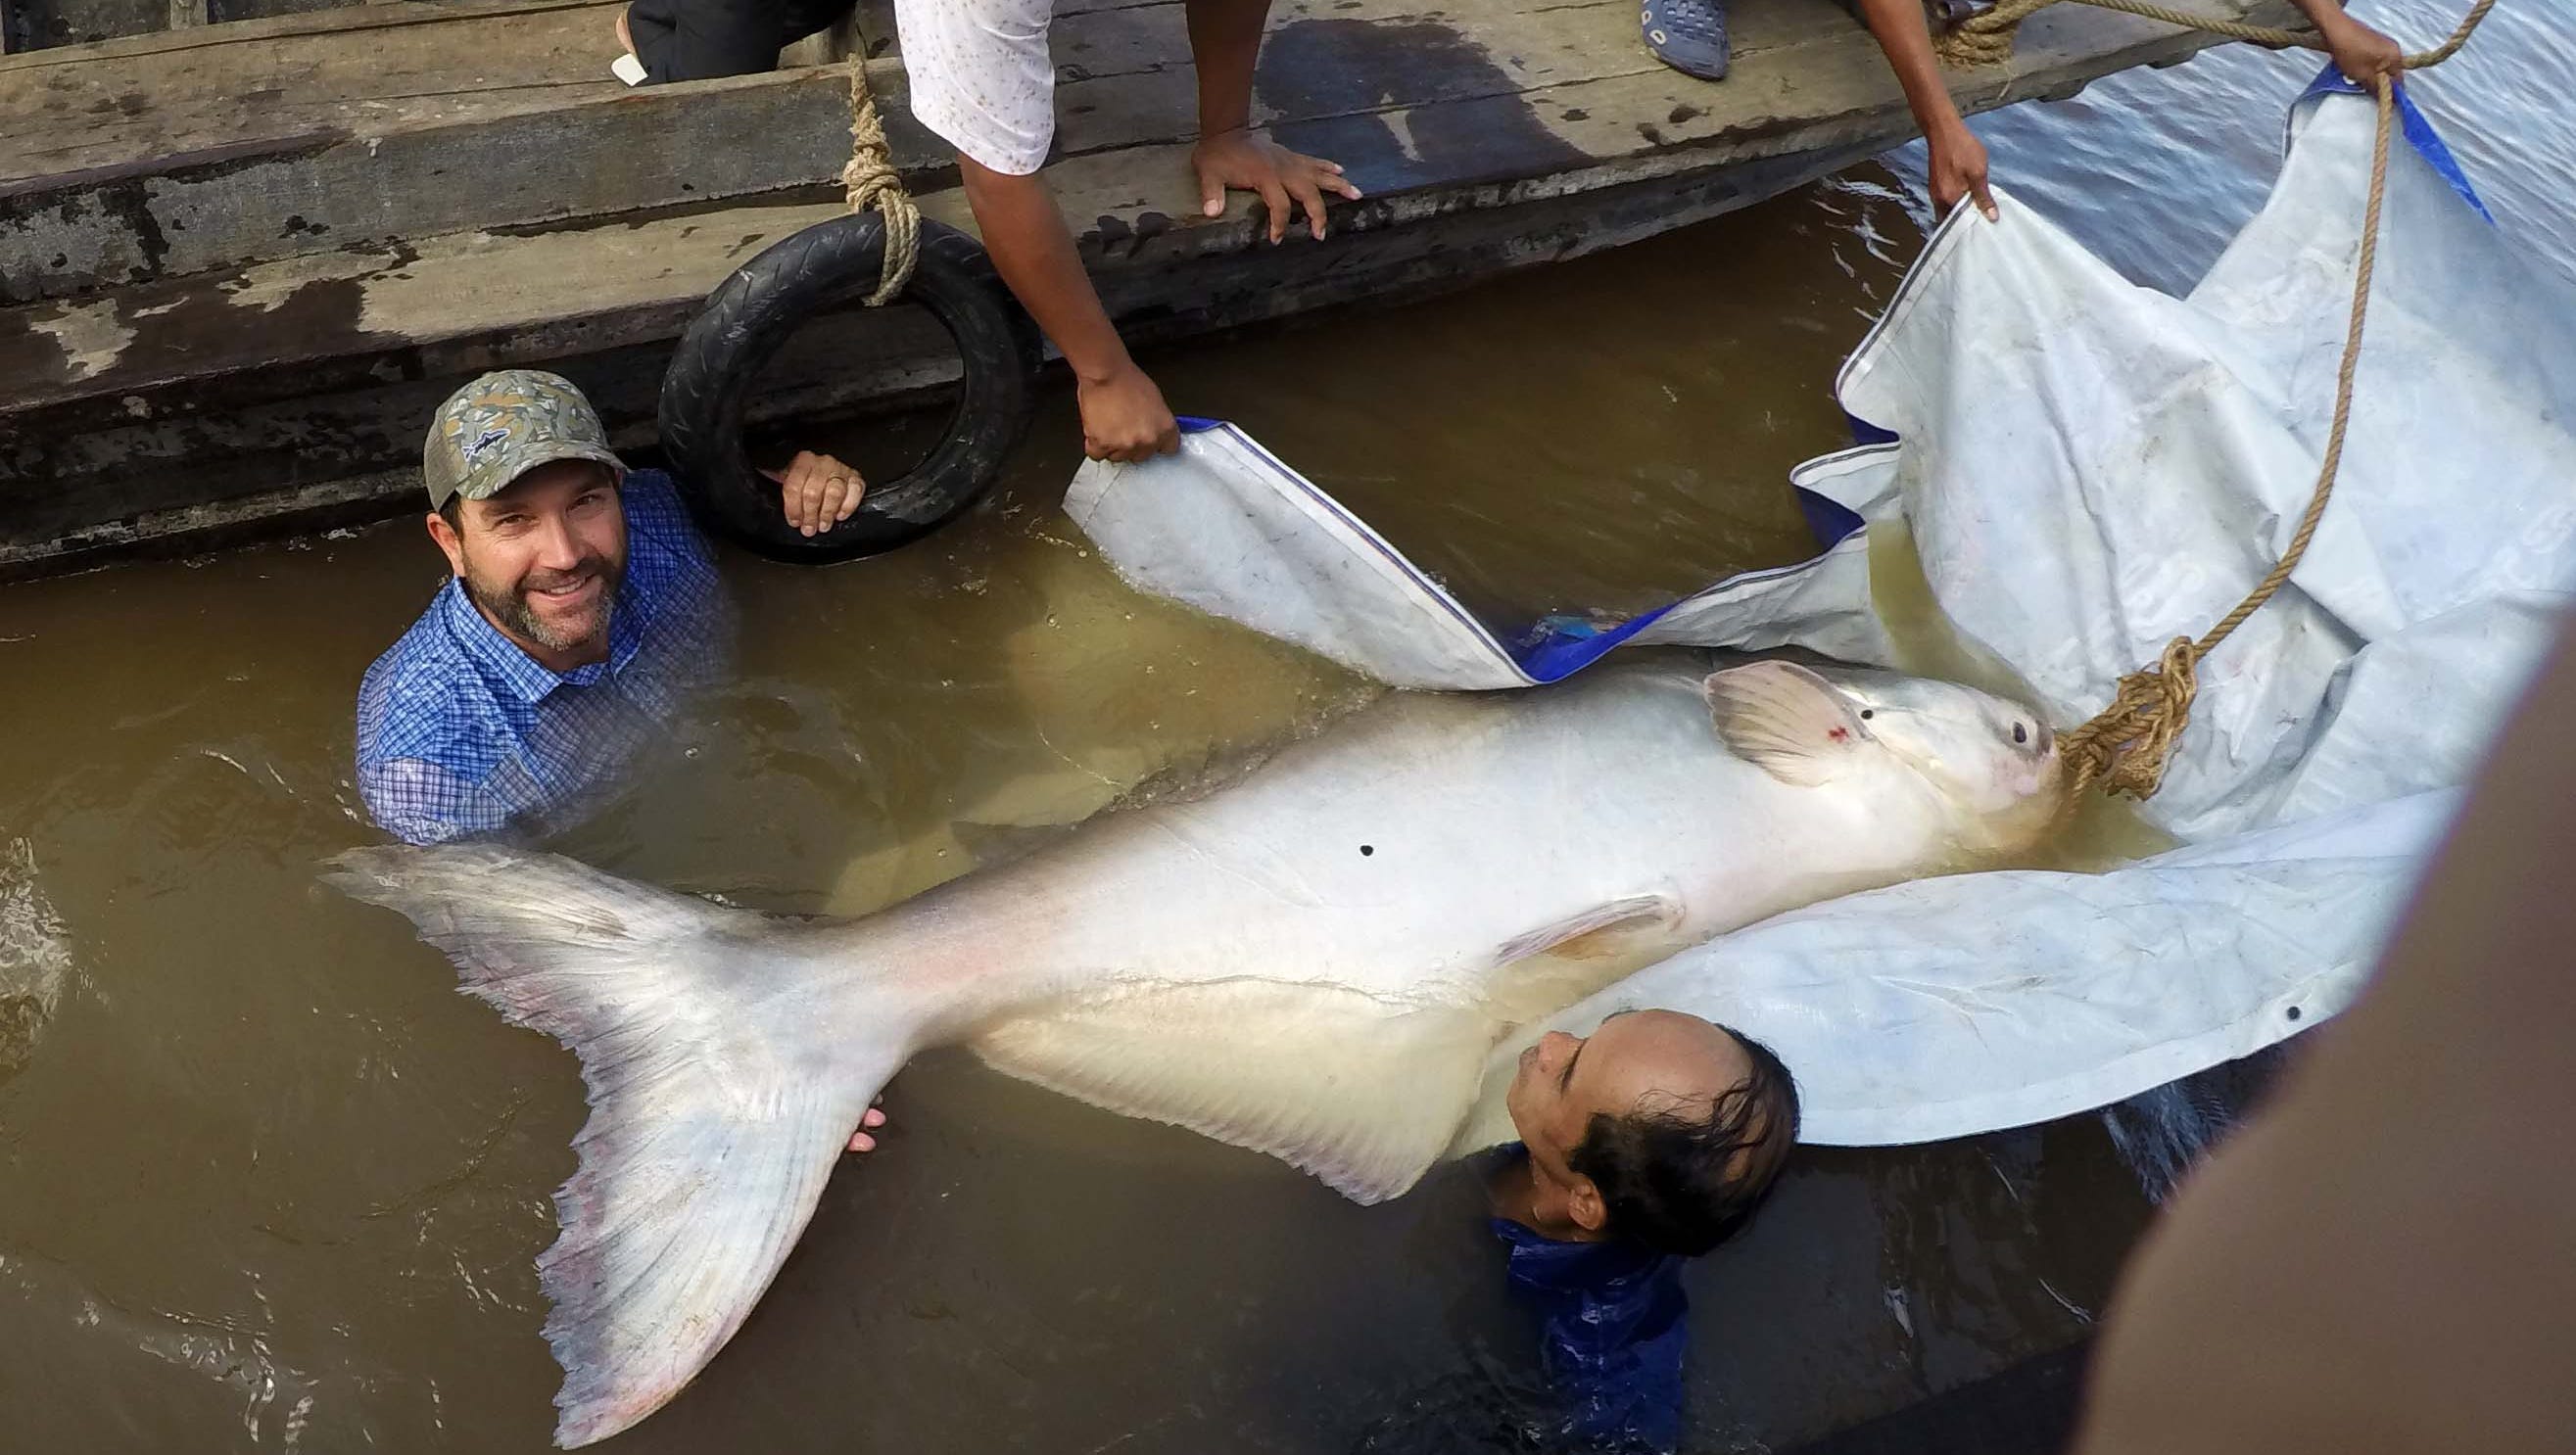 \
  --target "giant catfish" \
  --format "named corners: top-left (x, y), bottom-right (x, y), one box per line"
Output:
top-left (329, 655), bottom-right (2067, 1445)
